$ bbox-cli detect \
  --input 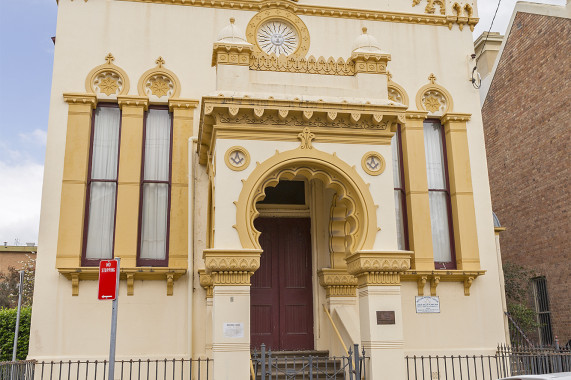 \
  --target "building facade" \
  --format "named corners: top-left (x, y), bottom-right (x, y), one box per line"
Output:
top-left (30, 0), bottom-right (507, 378)
top-left (481, 1), bottom-right (571, 347)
